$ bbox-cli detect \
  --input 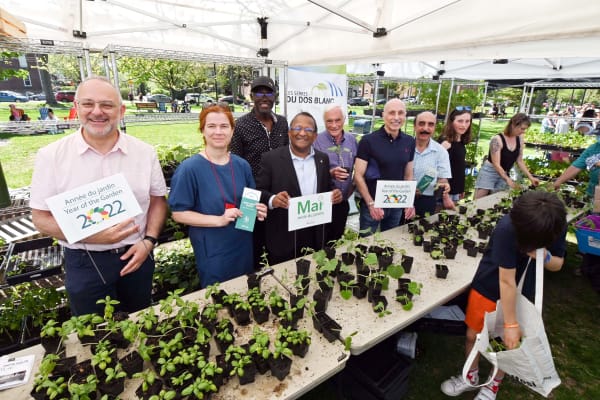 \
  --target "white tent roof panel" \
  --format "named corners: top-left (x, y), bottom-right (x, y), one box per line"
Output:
top-left (3, 0), bottom-right (600, 79)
